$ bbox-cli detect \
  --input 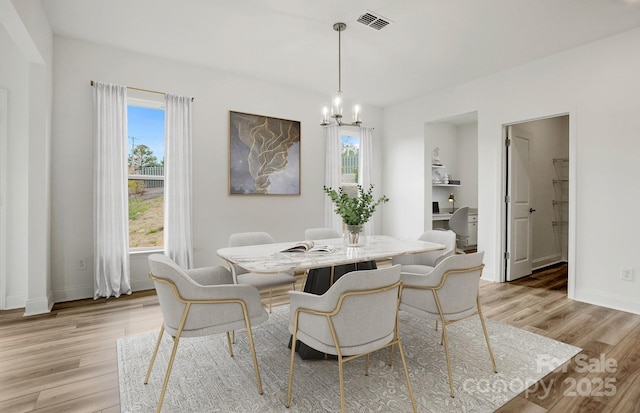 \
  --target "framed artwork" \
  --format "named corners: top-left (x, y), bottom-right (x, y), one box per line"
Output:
top-left (229, 111), bottom-right (301, 195)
